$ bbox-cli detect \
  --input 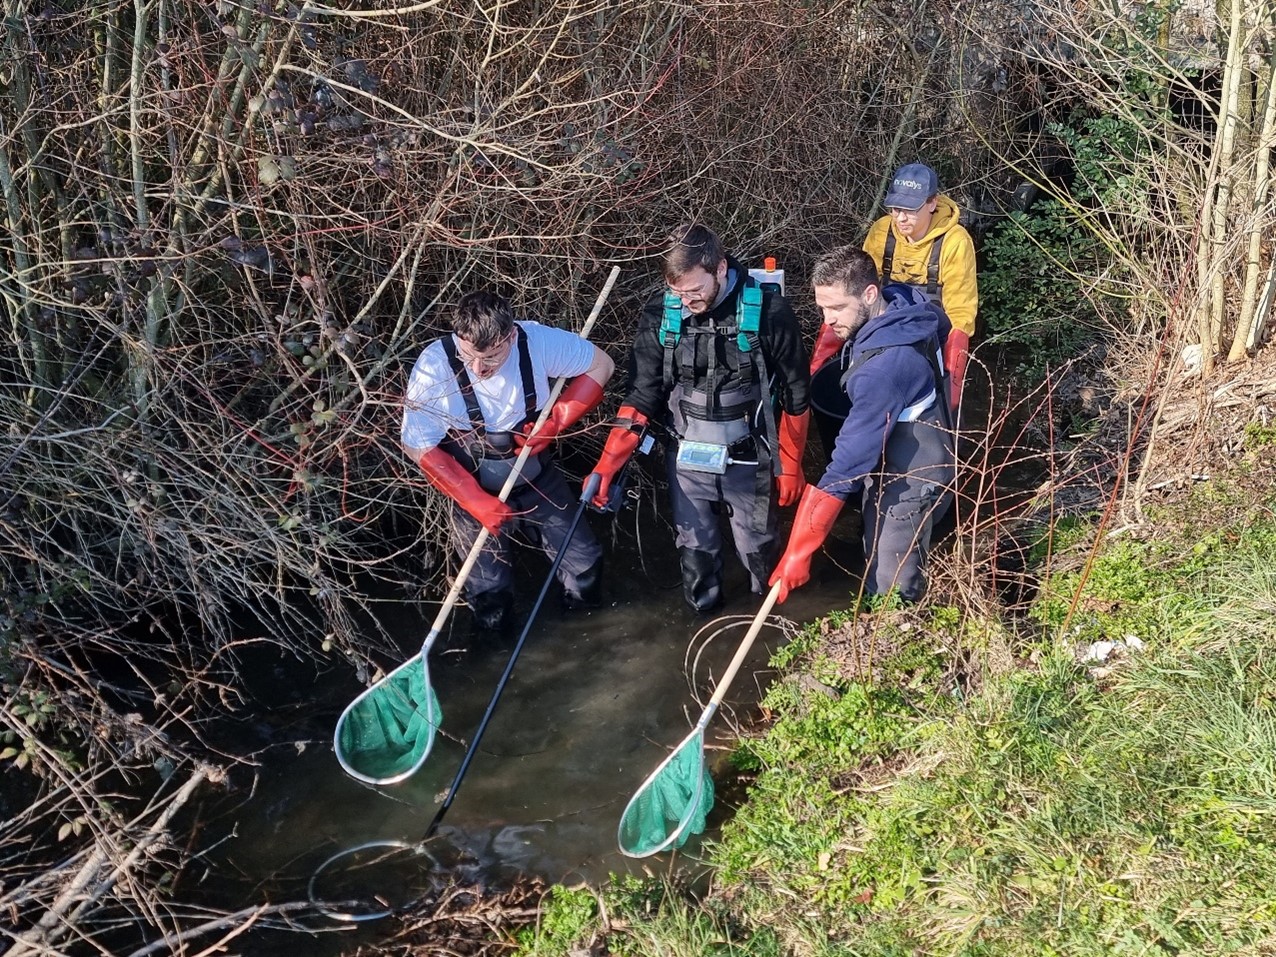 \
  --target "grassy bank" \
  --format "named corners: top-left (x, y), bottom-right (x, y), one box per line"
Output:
top-left (509, 478), bottom-right (1276, 956)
